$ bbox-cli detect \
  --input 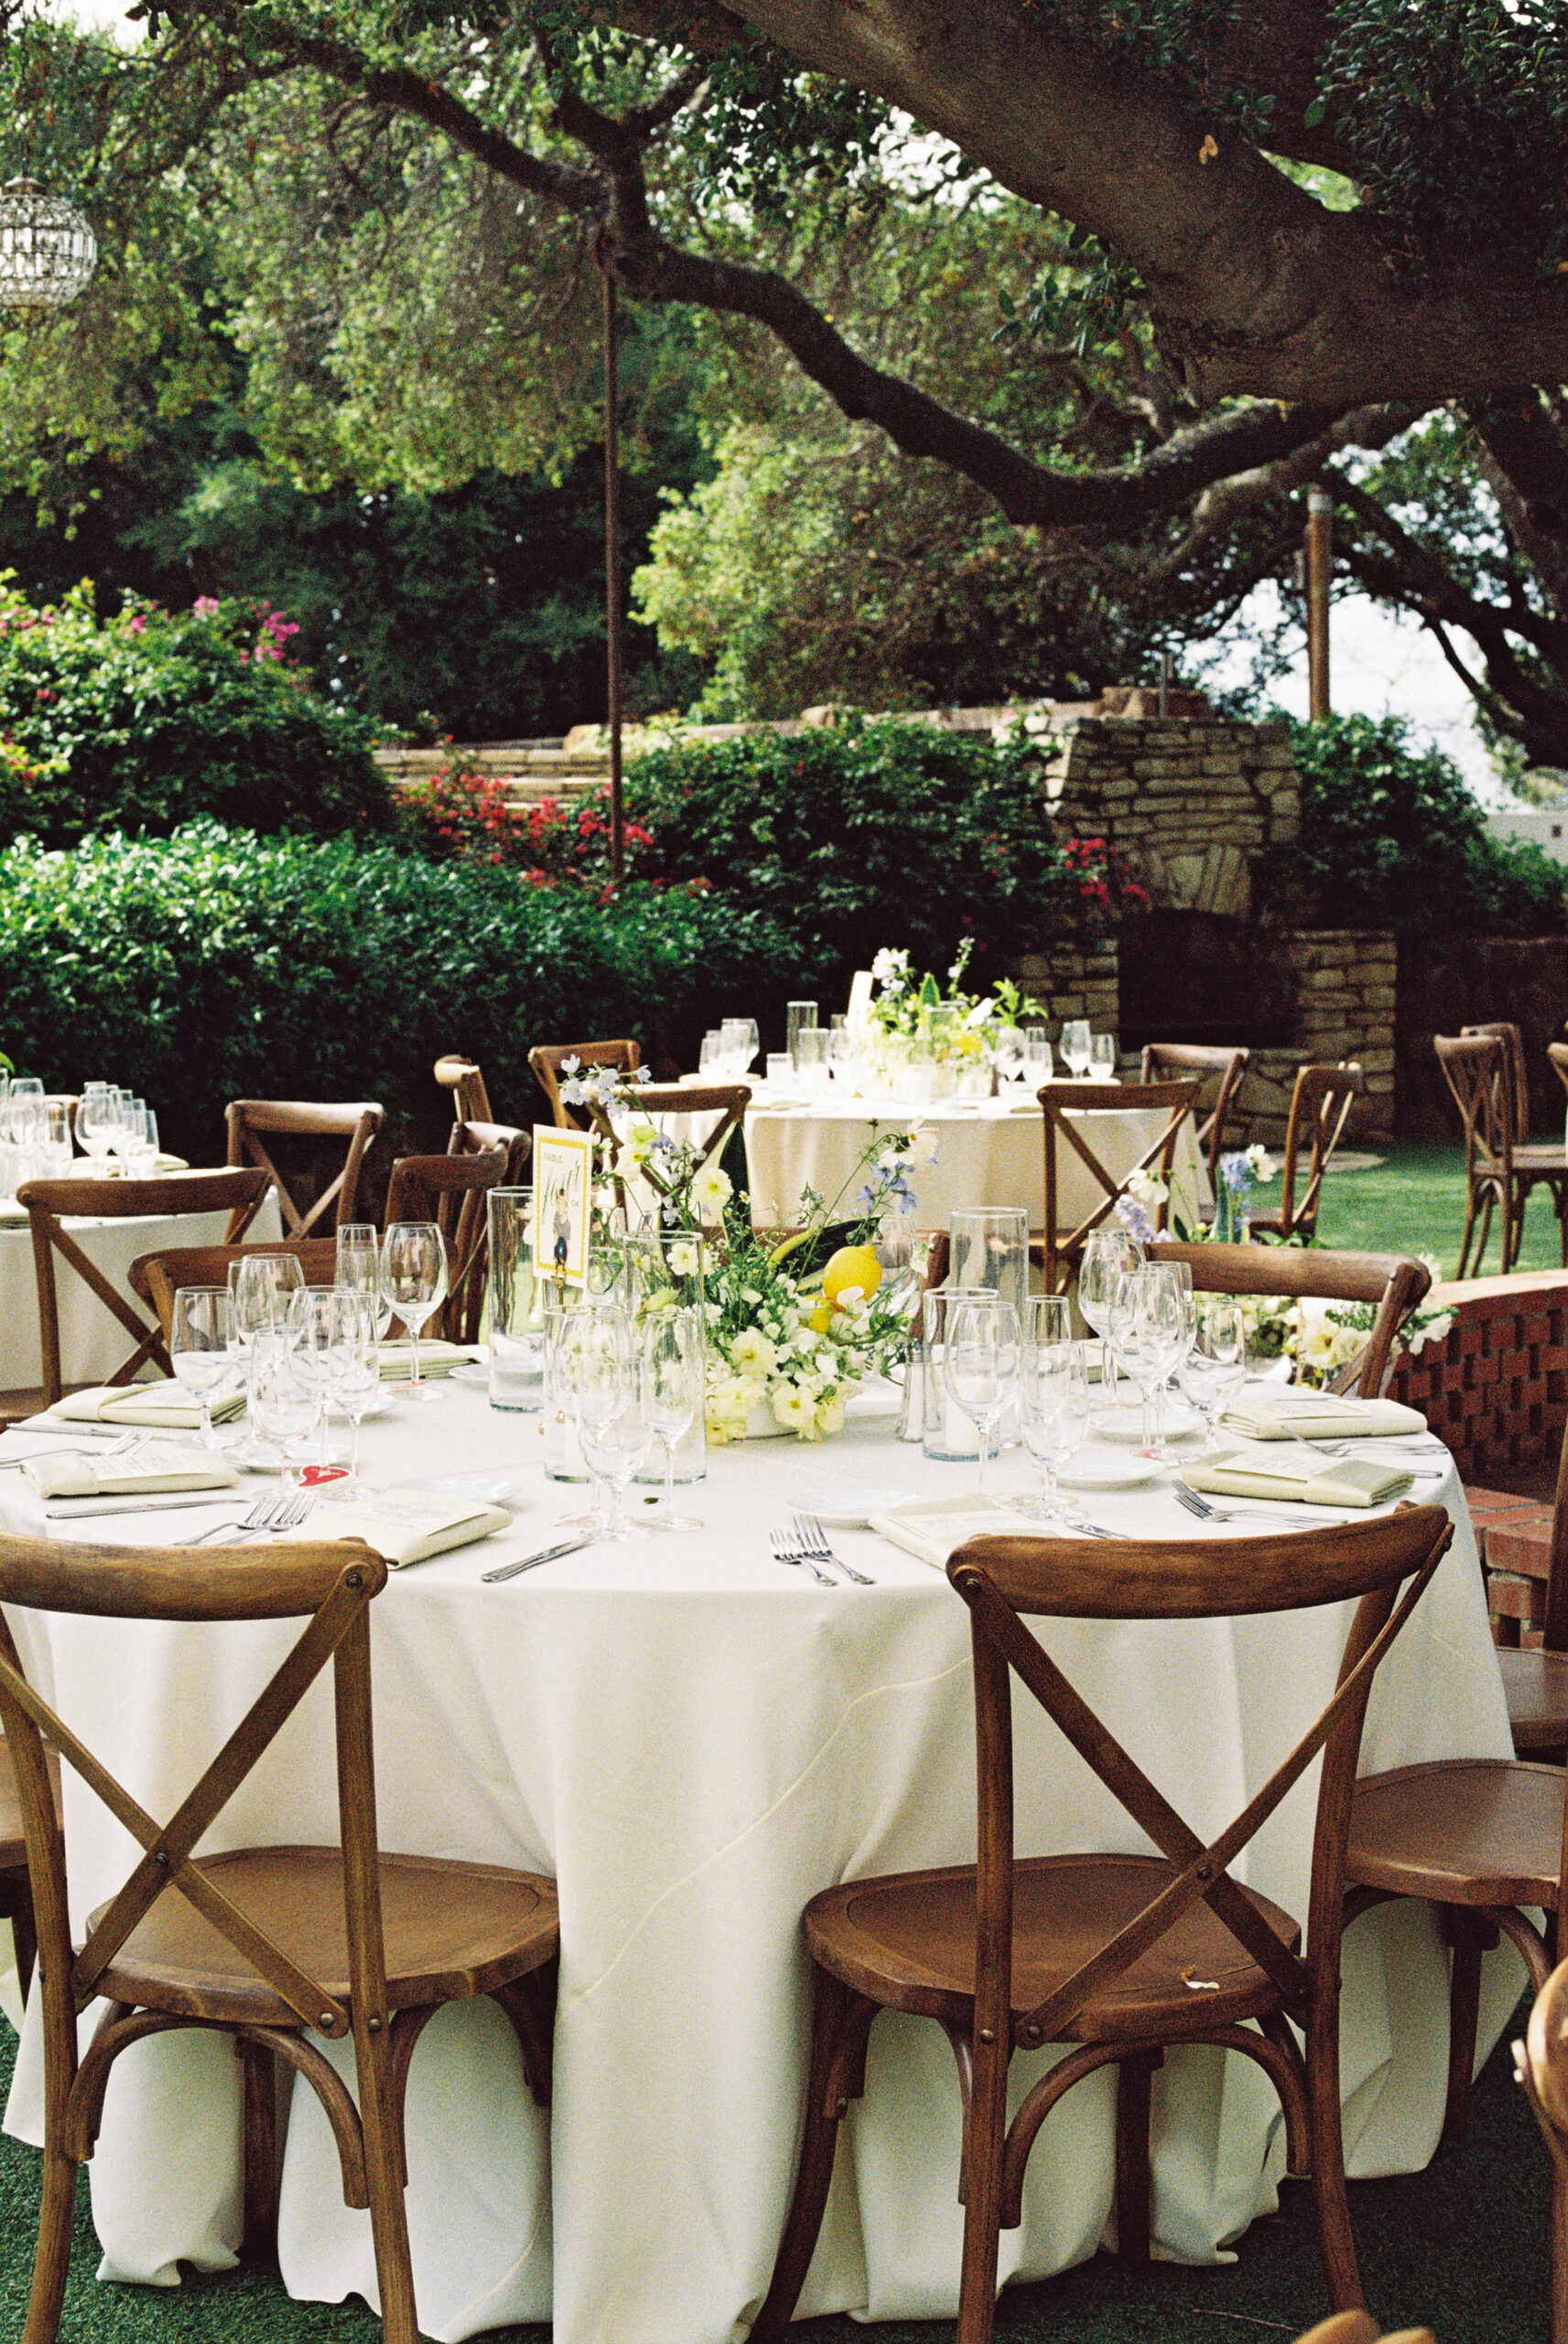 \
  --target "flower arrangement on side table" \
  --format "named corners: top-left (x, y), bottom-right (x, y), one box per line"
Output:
top-left (557, 1056), bottom-right (933, 1441)
top-left (863, 939), bottom-right (1045, 1090)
